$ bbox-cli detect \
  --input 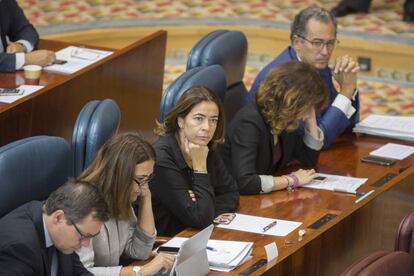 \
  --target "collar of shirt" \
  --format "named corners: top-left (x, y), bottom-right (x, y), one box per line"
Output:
top-left (42, 215), bottom-right (54, 248)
